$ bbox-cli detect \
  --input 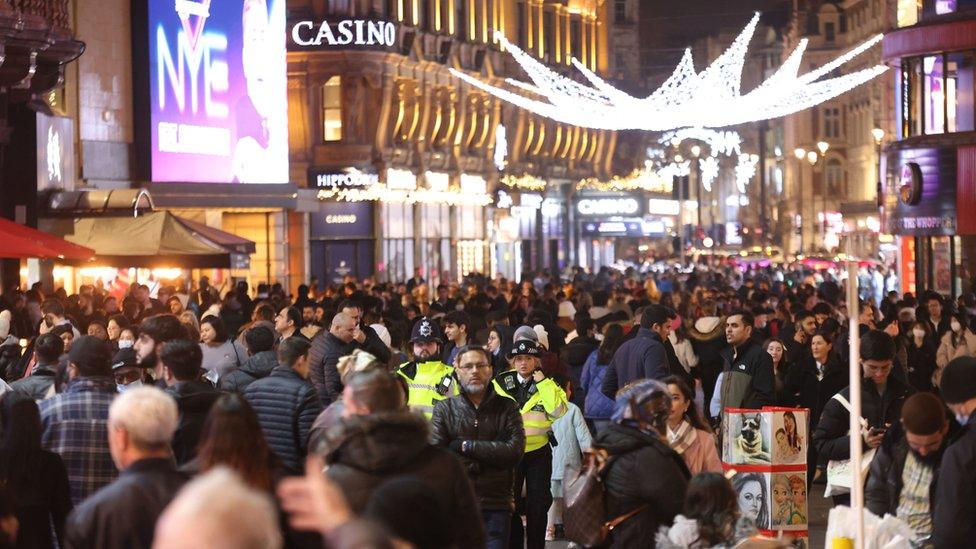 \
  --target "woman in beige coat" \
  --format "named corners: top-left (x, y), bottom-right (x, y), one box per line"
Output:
top-left (663, 375), bottom-right (723, 475)
top-left (935, 312), bottom-right (976, 386)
